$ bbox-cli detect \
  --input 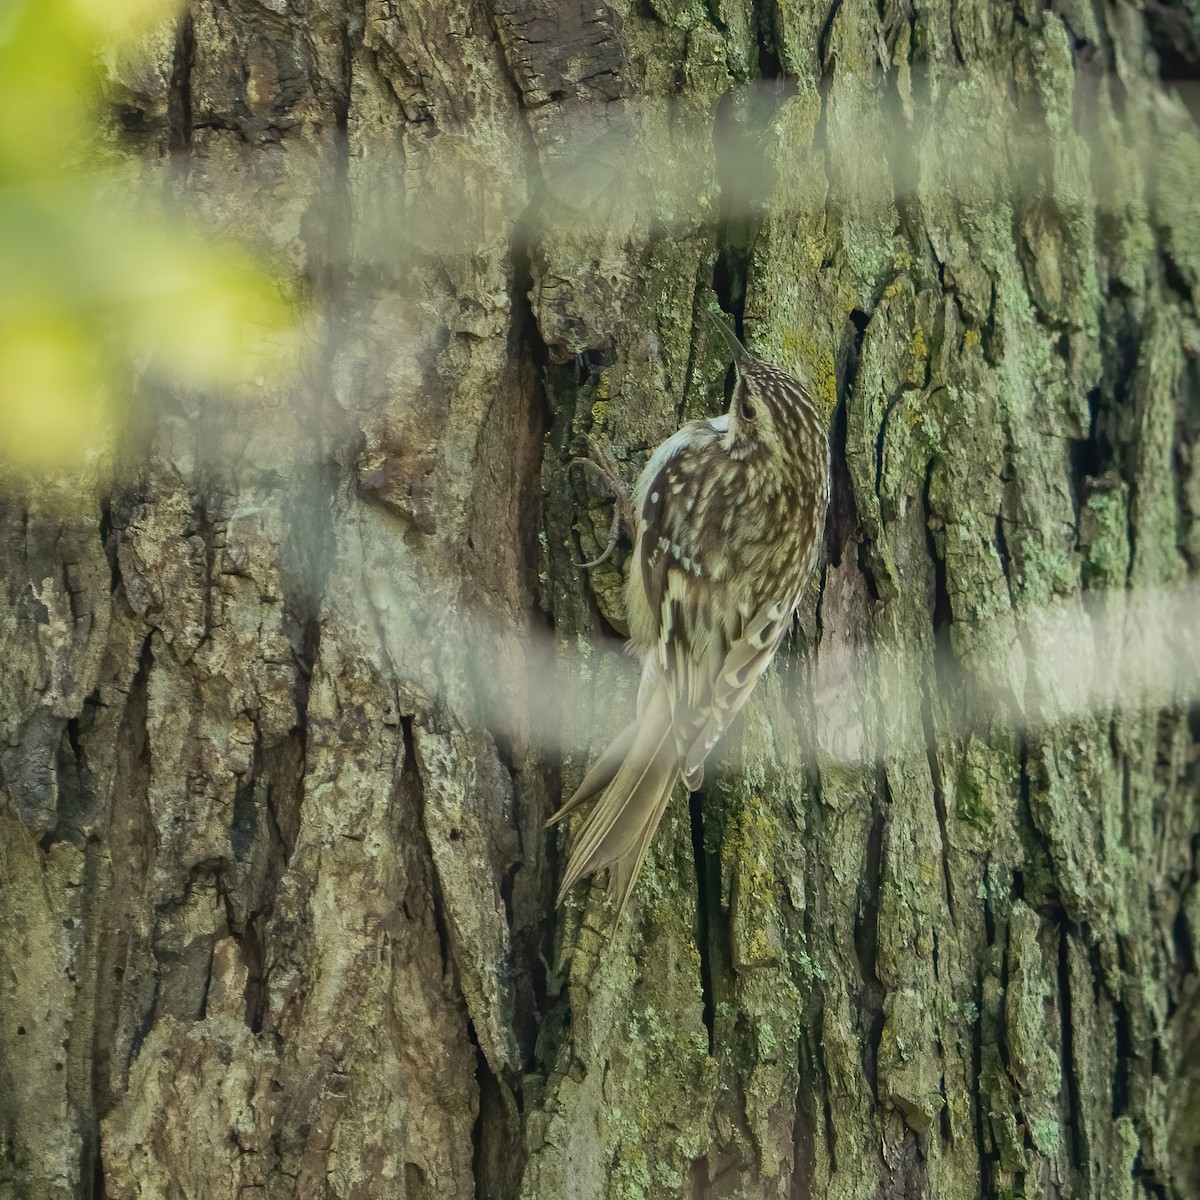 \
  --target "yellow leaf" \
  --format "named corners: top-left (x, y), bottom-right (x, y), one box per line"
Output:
top-left (0, 320), bottom-right (111, 467)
